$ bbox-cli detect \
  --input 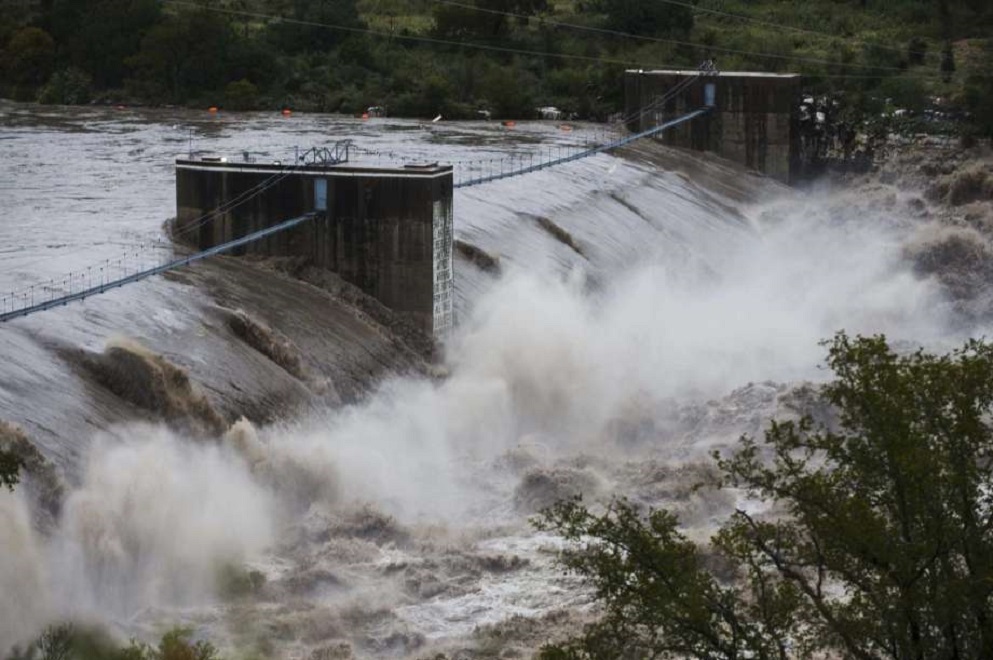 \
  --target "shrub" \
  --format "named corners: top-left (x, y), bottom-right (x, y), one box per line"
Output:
top-left (37, 68), bottom-right (92, 105)
top-left (4, 625), bottom-right (219, 660)
top-left (155, 629), bottom-right (217, 660)
top-left (223, 78), bottom-right (259, 111)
